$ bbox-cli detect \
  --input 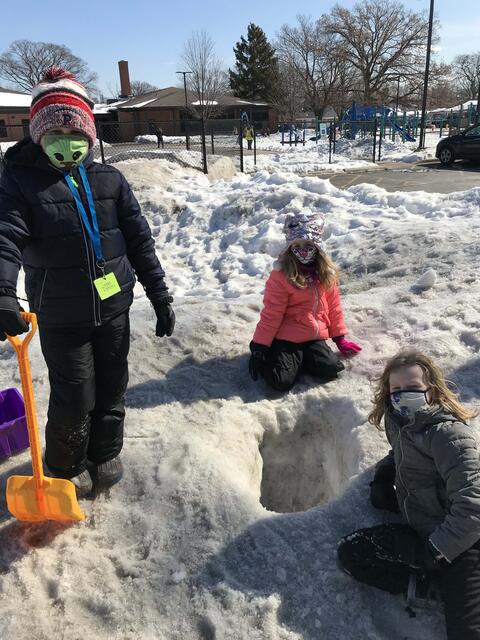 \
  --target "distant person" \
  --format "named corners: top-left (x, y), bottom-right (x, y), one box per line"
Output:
top-left (243, 125), bottom-right (254, 150)
top-left (337, 351), bottom-right (480, 640)
top-left (155, 126), bottom-right (164, 149)
top-left (248, 212), bottom-right (361, 391)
